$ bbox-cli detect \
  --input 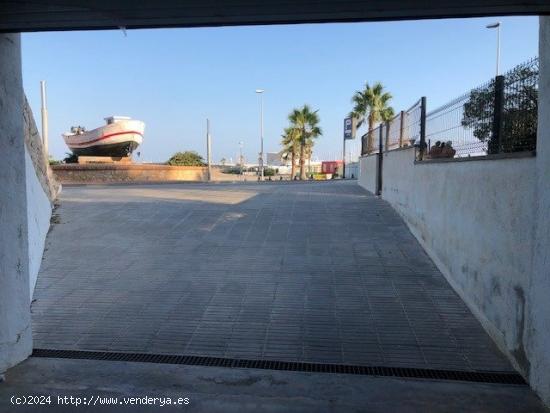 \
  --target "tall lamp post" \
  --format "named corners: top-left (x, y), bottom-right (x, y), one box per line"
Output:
top-left (206, 118), bottom-right (212, 181)
top-left (255, 89), bottom-right (265, 180)
top-left (239, 140), bottom-right (244, 178)
top-left (486, 22), bottom-right (501, 77)
top-left (40, 80), bottom-right (49, 158)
